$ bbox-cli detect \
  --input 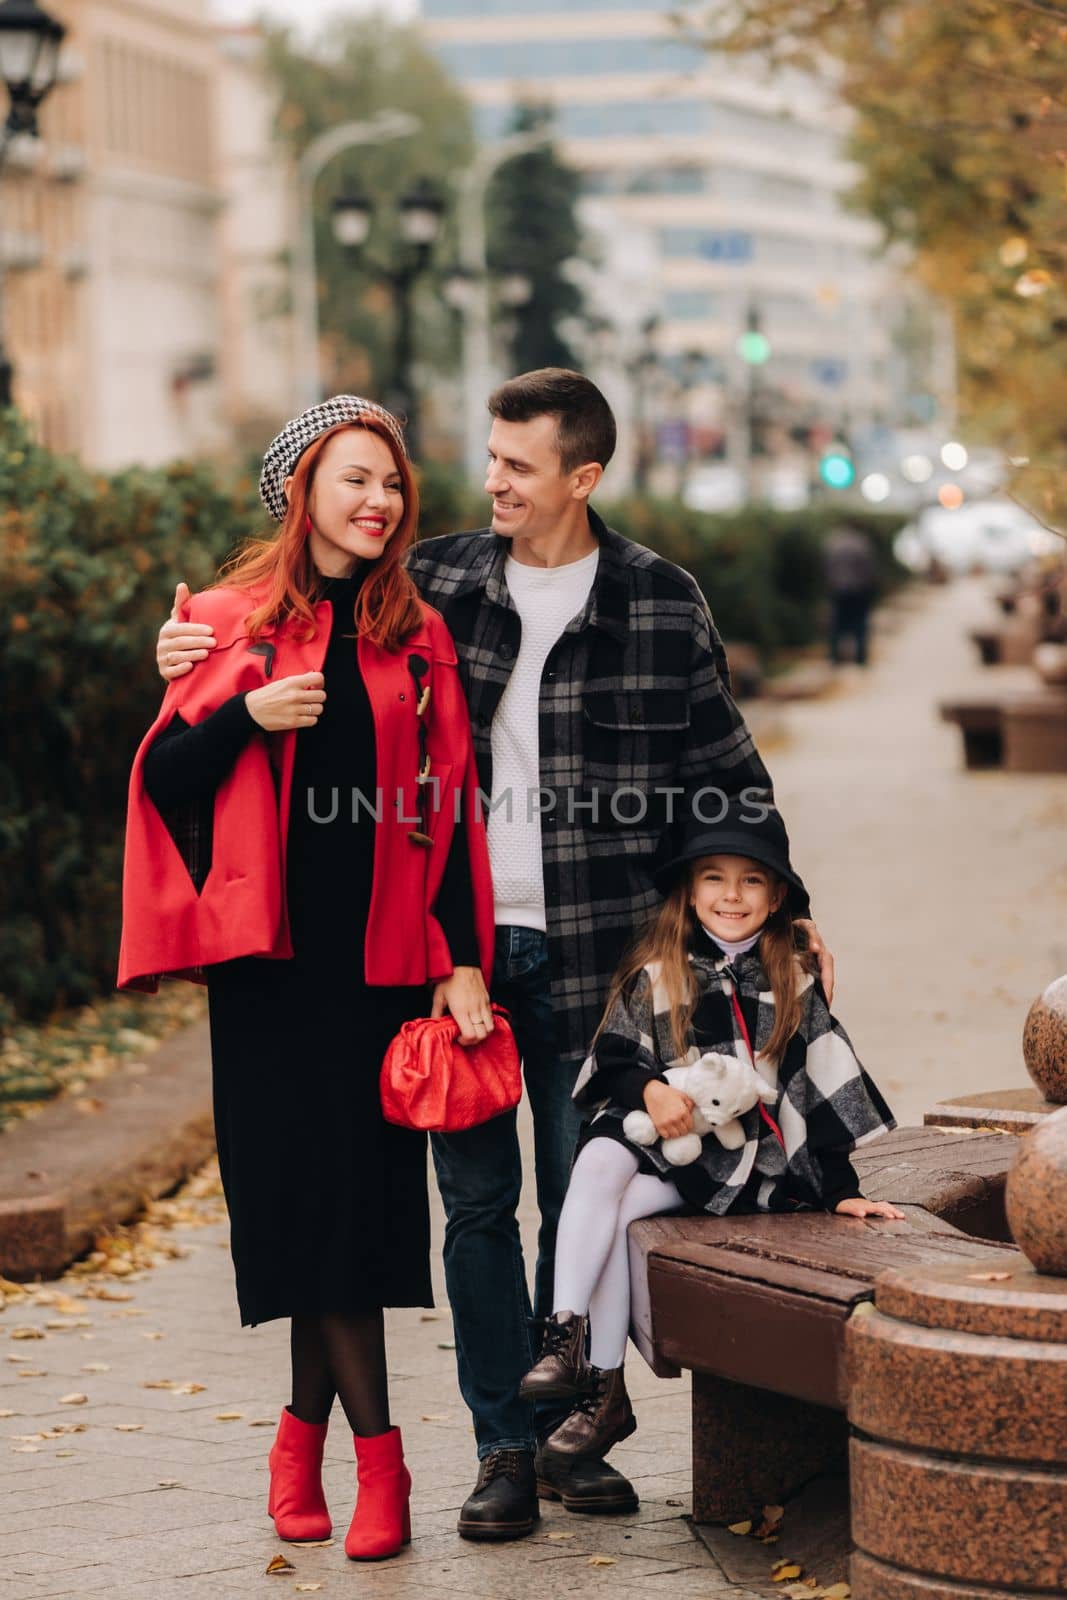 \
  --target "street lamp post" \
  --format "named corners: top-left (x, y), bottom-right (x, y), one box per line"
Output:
top-left (447, 130), bottom-right (549, 484)
top-left (0, 0), bottom-right (65, 407)
top-left (330, 177), bottom-right (446, 459)
top-left (292, 111), bottom-right (419, 413)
